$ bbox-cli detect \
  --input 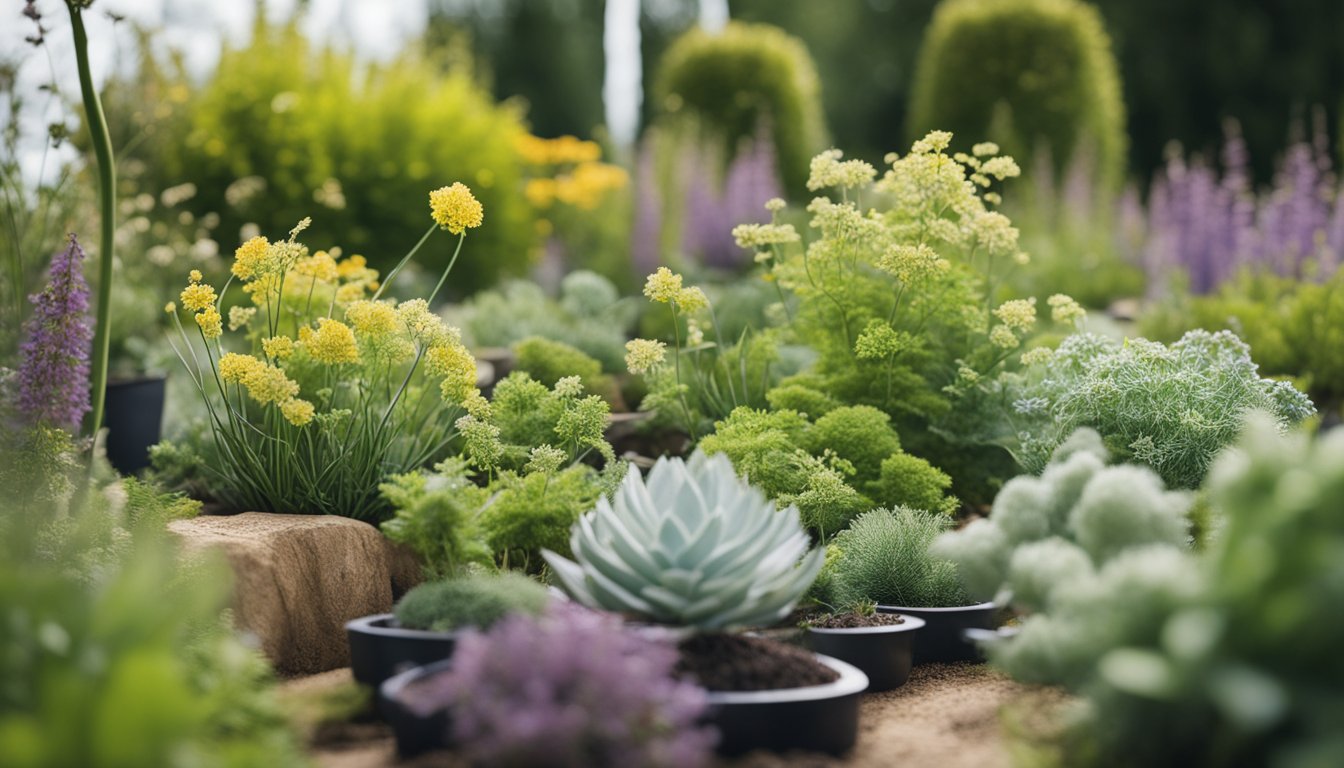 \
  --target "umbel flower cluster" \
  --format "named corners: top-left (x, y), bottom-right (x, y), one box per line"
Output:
top-left (170, 185), bottom-right (484, 520)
